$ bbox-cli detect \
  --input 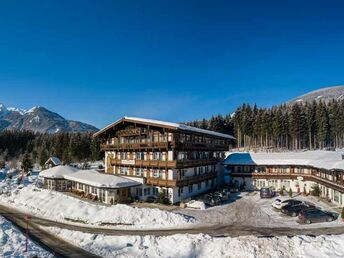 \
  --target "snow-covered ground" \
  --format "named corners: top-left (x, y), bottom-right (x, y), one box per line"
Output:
top-left (0, 216), bottom-right (52, 258)
top-left (179, 192), bottom-right (344, 229)
top-left (0, 174), bottom-right (195, 229)
top-left (46, 226), bottom-right (344, 258)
